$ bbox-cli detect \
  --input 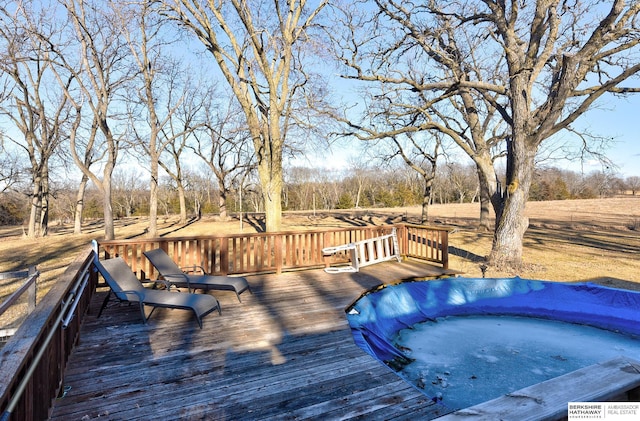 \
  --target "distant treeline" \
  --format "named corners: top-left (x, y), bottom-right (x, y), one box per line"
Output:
top-left (0, 164), bottom-right (637, 226)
